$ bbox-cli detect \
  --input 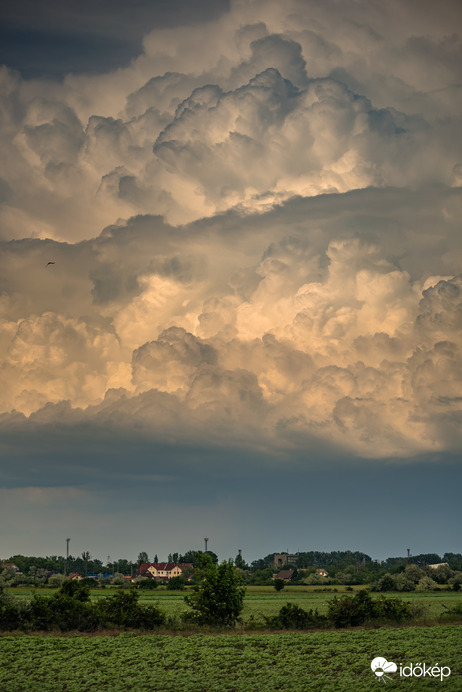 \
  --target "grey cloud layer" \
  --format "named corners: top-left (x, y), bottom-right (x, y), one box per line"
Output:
top-left (0, 0), bottom-right (461, 463)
